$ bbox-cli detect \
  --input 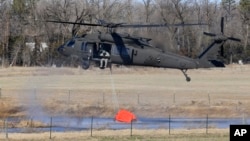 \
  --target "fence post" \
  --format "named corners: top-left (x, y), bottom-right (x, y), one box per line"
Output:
top-left (5, 119), bottom-right (8, 139)
top-left (1, 119), bottom-right (3, 132)
top-left (68, 90), bottom-right (71, 104)
top-left (91, 116), bottom-right (93, 137)
top-left (50, 117), bottom-right (52, 139)
top-left (130, 120), bottom-right (133, 137)
top-left (207, 92), bottom-right (210, 106)
top-left (31, 118), bottom-right (33, 128)
top-left (206, 114), bottom-right (208, 134)
top-left (169, 115), bottom-right (171, 135)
